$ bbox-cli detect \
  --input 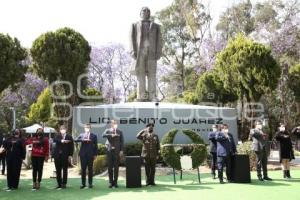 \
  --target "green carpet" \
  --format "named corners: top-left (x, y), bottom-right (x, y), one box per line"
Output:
top-left (1, 170), bottom-right (300, 200)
